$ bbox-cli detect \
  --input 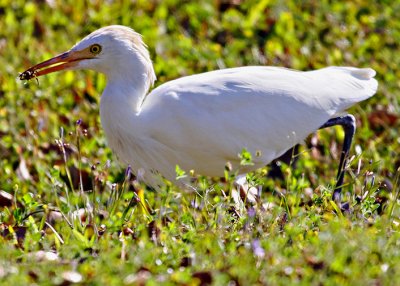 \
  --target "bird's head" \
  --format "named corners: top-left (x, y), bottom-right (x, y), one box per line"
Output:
top-left (20, 25), bottom-right (156, 89)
